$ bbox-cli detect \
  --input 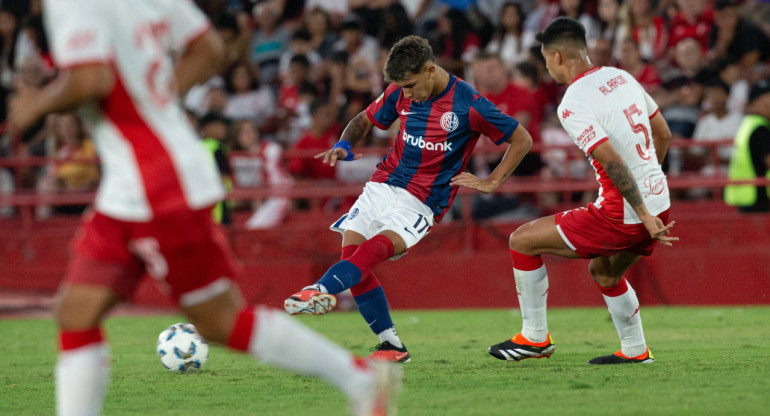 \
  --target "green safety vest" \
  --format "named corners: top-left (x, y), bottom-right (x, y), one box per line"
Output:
top-left (724, 114), bottom-right (770, 206)
top-left (202, 138), bottom-right (233, 224)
